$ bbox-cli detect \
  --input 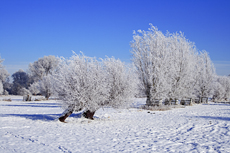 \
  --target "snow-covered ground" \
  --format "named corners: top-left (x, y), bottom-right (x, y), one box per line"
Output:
top-left (0, 96), bottom-right (230, 153)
